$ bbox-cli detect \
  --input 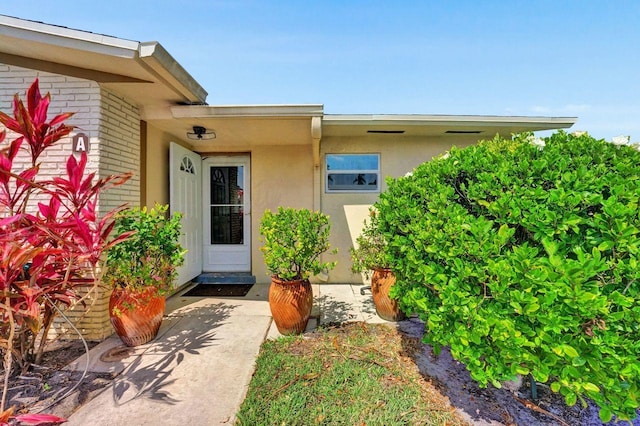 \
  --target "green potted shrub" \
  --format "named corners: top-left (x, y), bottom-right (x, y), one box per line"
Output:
top-left (350, 209), bottom-right (405, 321)
top-left (103, 204), bottom-right (185, 346)
top-left (259, 207), bottom-right (336, 335)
